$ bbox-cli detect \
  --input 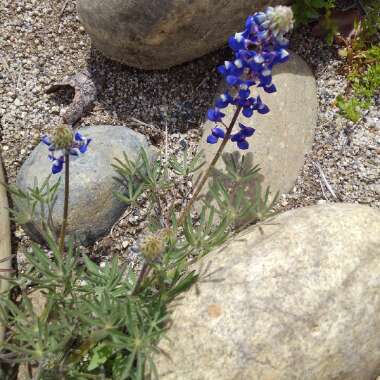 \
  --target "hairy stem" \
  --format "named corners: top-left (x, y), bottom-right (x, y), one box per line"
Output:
top-left (59, 153), bottom-right (69, 255)
top-left (178, 105), bottom-right (242, 225)
top-left (131, 262), bottom-right (150, 296)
